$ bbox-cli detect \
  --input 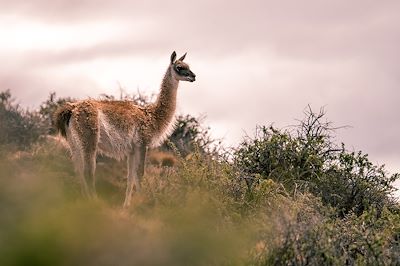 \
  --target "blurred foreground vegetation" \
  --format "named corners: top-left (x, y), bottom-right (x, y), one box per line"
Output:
top-left (0, 90), bottom-right (399, 265)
